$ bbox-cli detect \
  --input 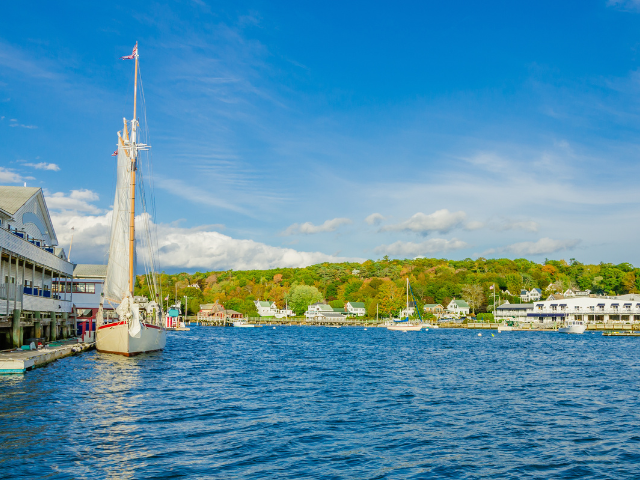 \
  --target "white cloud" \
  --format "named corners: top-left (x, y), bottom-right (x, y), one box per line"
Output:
top-left (24, 162), bottom-right (60, 171)
top-left (484, 237), bottom-right (580, 257)
top-left (374, 238), bottom-right (469, 257)
top-left (499, 220), bottom-right (539, 232)
top-left (365, 213), bottom-right (385, 225)
top-left (45, 189), bottom-right (102, 214)
top-left (8, 118), bottom-right (37, 129)
top-left (50, 210), bottom-right (363, 270)
top-left (0, 167), bottom-right (24, 183)
top-left (380, 209), bottom-right (467, 234)
top-left (281, 217), bottom-right (353, 236)
top-left (464, 221), bottom-right (485, 230)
